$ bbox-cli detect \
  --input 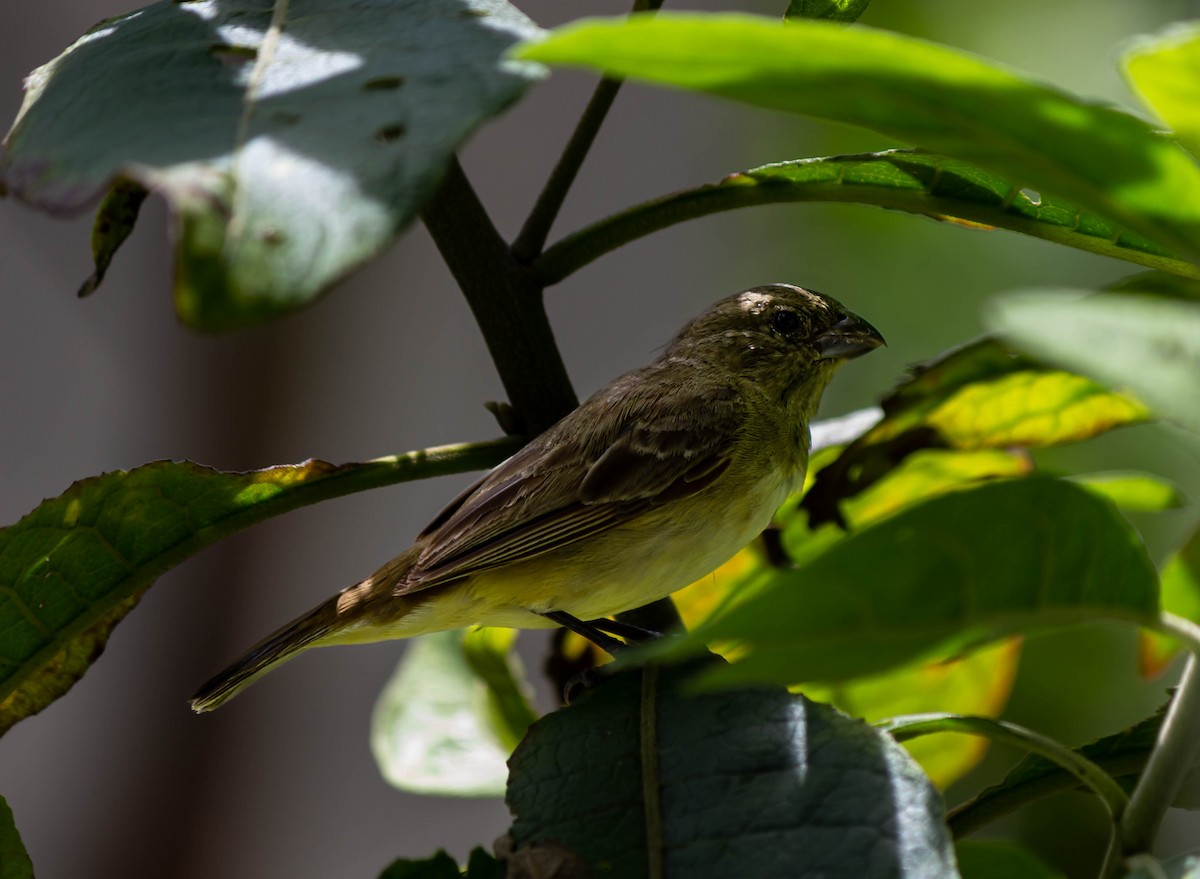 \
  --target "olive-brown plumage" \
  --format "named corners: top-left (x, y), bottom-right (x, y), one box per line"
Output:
top-left (190, 284), bottom-right (882, 711)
